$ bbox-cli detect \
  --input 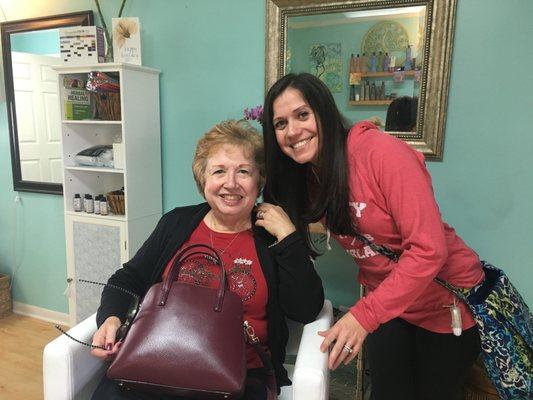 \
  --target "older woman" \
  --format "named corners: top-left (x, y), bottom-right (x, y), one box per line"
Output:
top-left (90, 120), bottom-right (324, 400)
